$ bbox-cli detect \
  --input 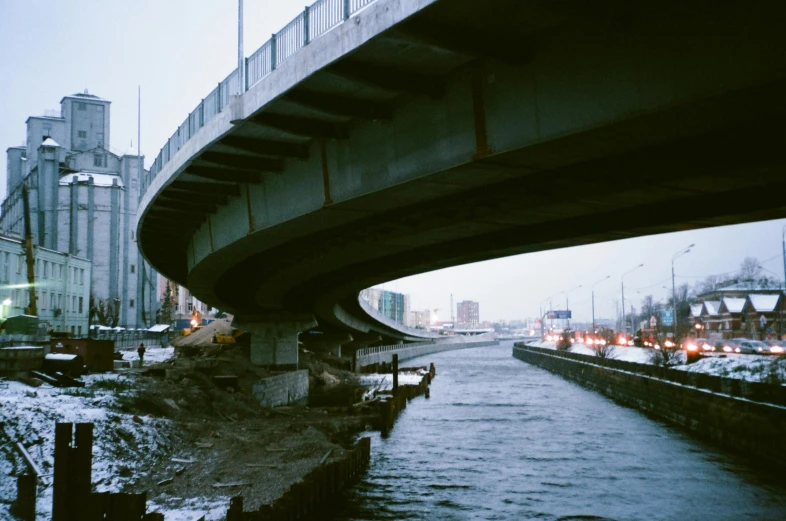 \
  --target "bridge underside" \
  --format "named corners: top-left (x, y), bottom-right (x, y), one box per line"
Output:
top-left (138, 0), bottom-right (786, 363)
